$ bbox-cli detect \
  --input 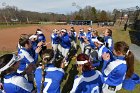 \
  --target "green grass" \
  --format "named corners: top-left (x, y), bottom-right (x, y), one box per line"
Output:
top-left (113, 25), bottom-right (131, 45)
top-left (0, 51), bottom-right (13, 55)
top-left (0, 24), bottom-right (35, 30)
